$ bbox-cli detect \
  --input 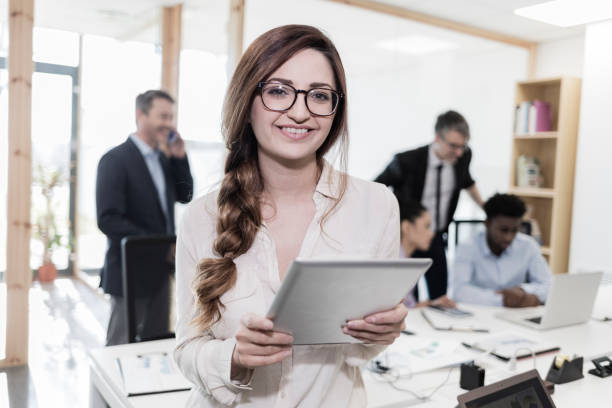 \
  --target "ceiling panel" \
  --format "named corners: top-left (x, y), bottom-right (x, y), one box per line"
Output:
top-left (374, 0), bottom-right (584, 41)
